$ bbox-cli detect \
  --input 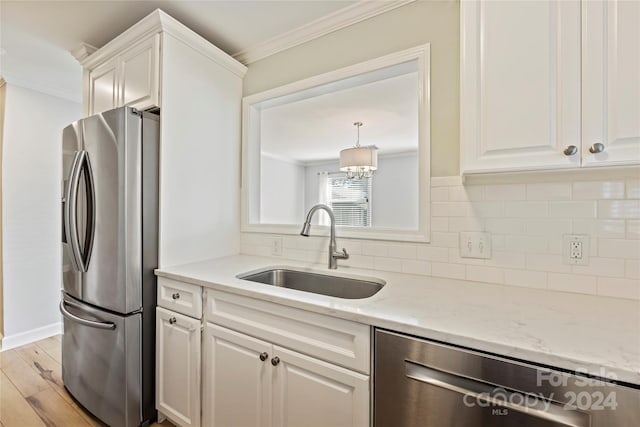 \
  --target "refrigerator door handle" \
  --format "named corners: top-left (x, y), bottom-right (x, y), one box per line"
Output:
top-left (64, 151), bottom-right (85, 272)
top-left (59, 300), bottom-right (116, 330)
top-left (81, 152), bottom-right (96, 271)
